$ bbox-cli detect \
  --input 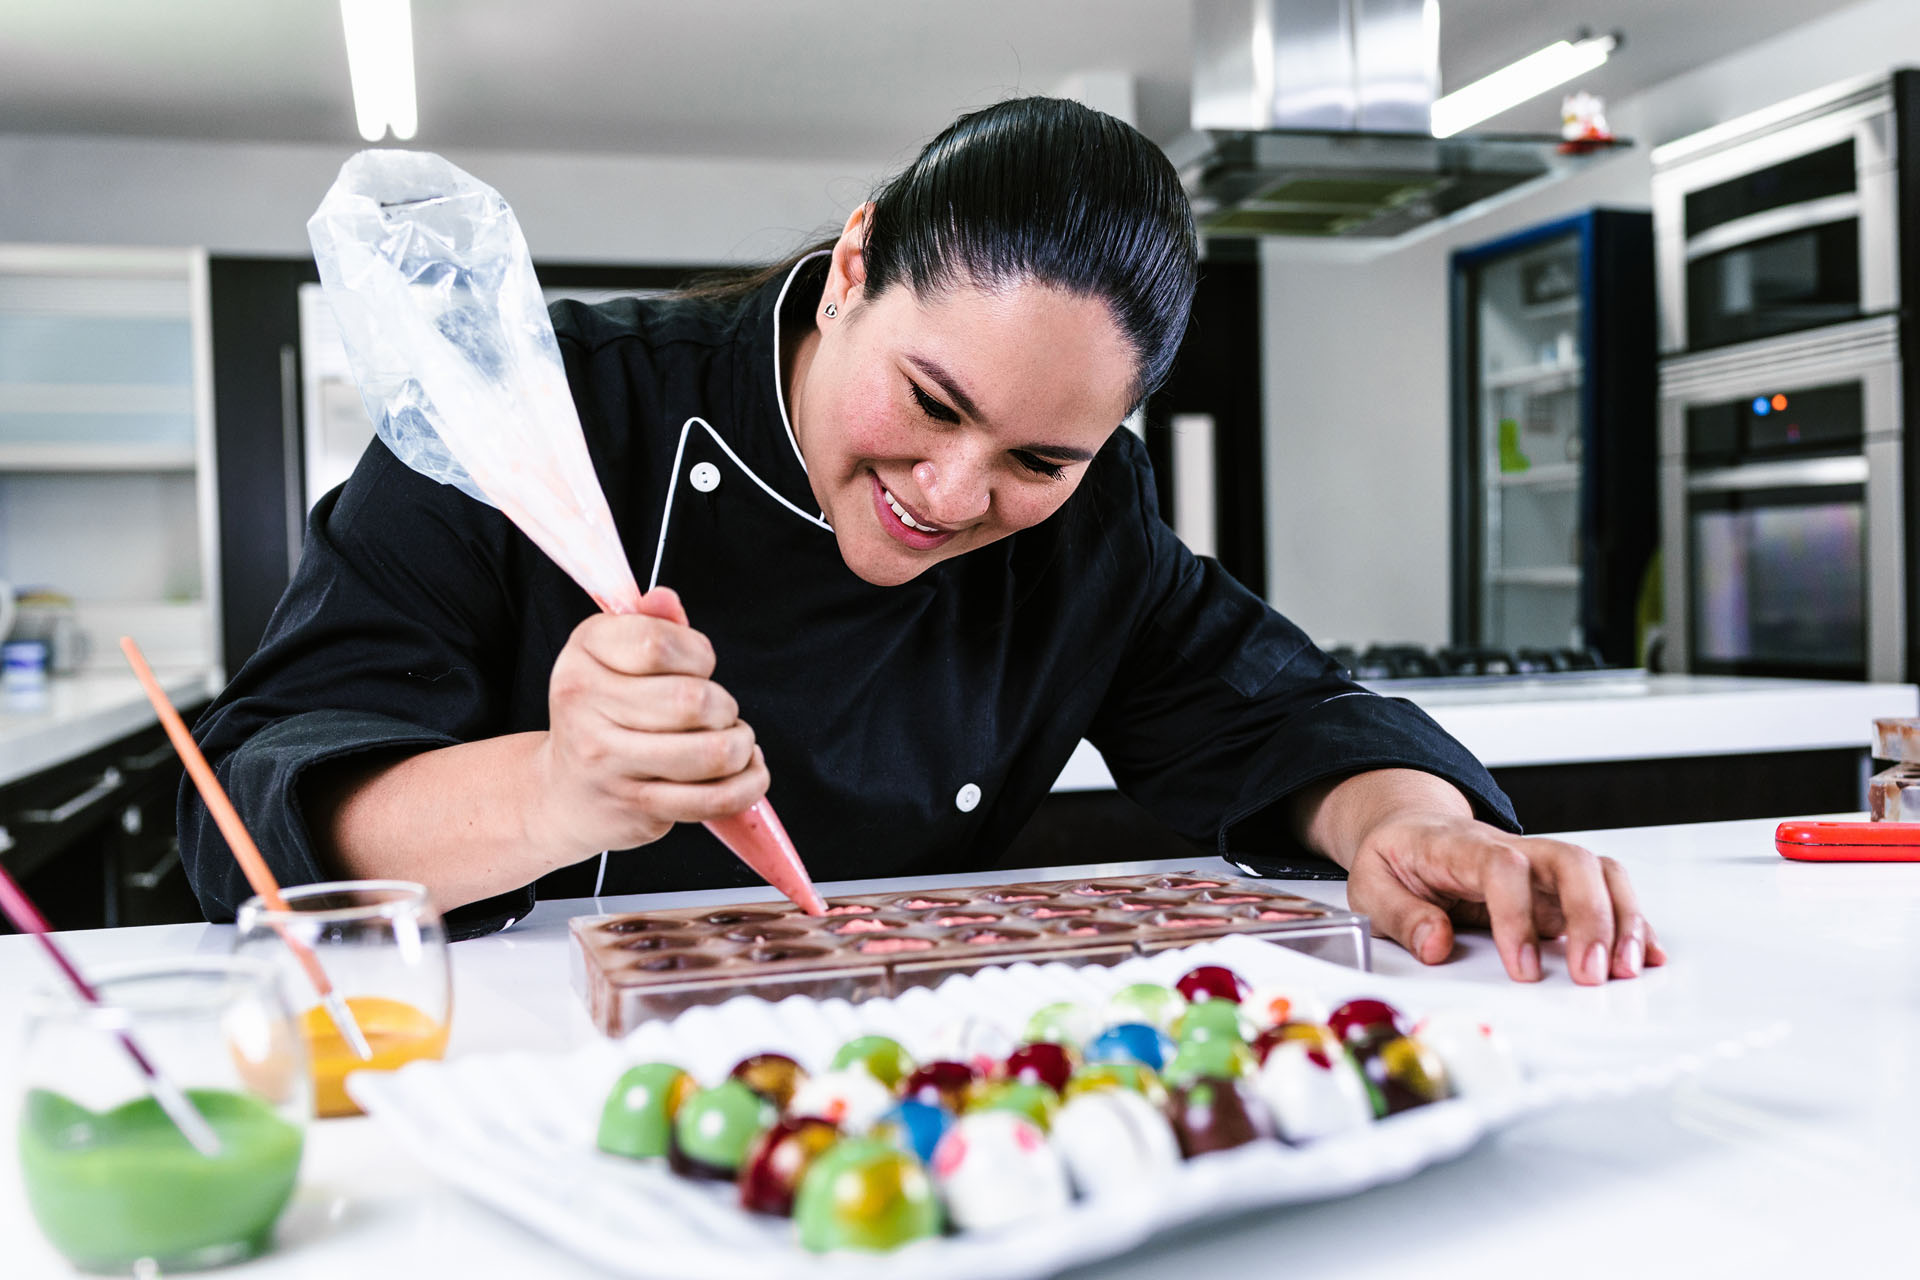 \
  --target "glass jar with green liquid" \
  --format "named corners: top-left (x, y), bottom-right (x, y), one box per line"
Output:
top-left (16, 956), bottom-right (309, 1273)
